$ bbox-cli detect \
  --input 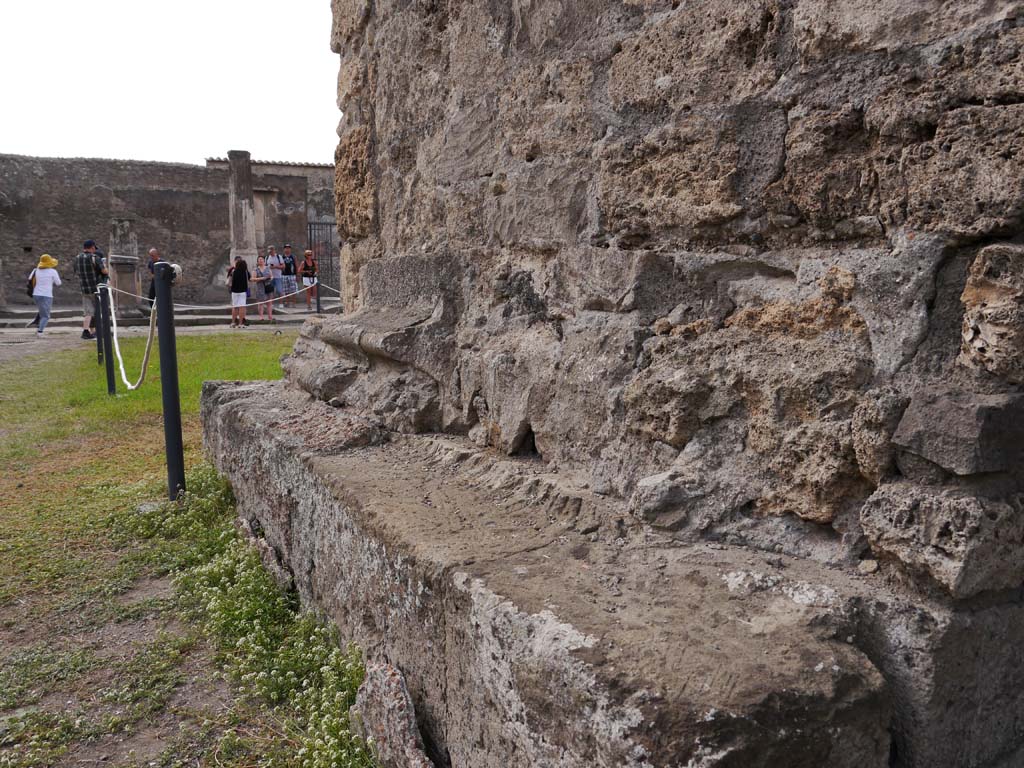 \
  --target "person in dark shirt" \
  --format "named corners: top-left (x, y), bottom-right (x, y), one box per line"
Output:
top-left (73, 239), bottom-right (108, 339)
top-left (227, 257), bottom-right (250, 328)
top-left (281, 244), bottom-right (298, 307)
top-left (300, 249), bottom-right (318, 310)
